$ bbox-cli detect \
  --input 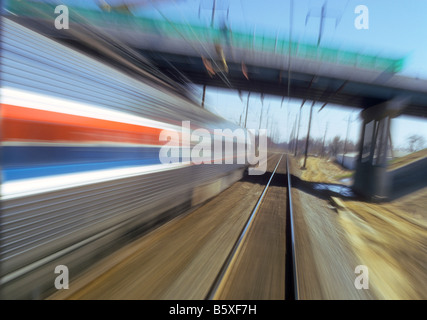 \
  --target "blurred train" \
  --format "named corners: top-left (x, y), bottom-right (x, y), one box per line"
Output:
top-left (0, 17), bottom-right (250, 299)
